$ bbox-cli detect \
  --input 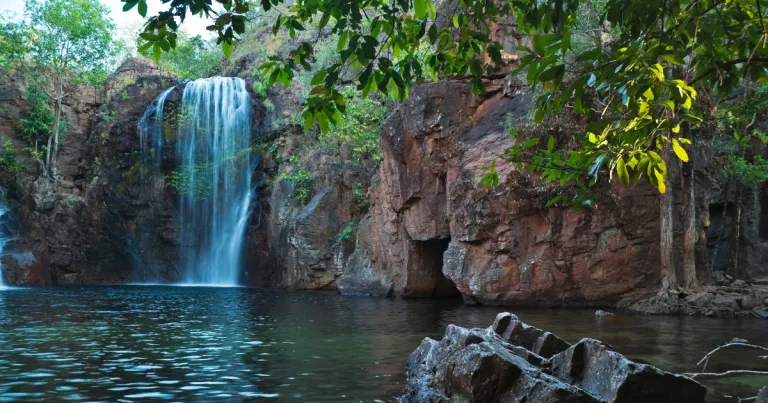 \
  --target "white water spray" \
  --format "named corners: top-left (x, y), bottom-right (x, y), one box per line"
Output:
top-left (175, 78), bottom-right (253, 285)
top-left (139, 77), bottom-right (253, 286)
top-left (0, 189), bottom-right (11, 289)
